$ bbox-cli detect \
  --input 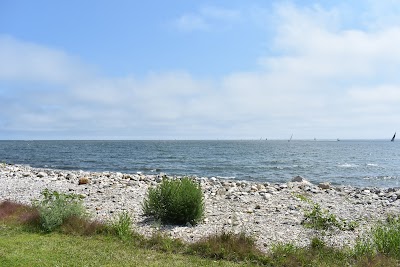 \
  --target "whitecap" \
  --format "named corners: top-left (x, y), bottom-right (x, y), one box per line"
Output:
top-left (338, 163), bottom-right (358, 168)
top-left (216, 176), bottom-right (236, 179)
top-left (366, 163), bottom-right (378, 167)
